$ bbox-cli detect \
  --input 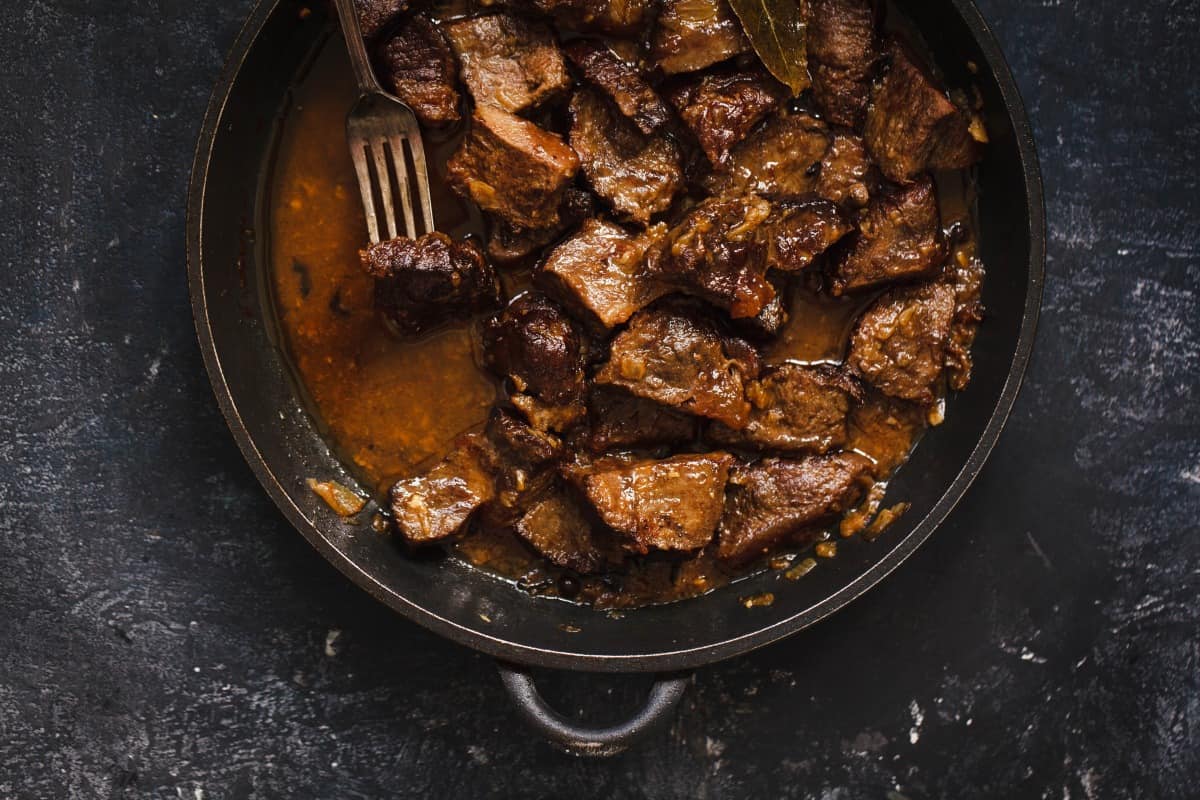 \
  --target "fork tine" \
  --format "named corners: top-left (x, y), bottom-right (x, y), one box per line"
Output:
top-left (388, 135), bottom-right (418, 238)
top-left (370, 140), bottom-right (399, 240)
top-left (349, 140), bottom-right (381, 245)
top-left (406, 133), bottom-right (436, 234)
